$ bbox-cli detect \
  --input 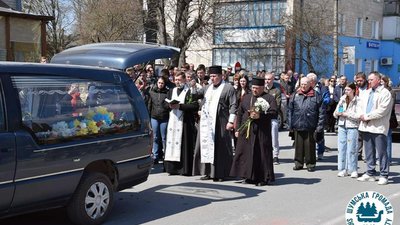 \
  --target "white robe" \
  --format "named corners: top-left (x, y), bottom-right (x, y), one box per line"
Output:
top-left (199, 82), bottom-right (225, 163)
top-left (164, 85), bottom-right (189, 162)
